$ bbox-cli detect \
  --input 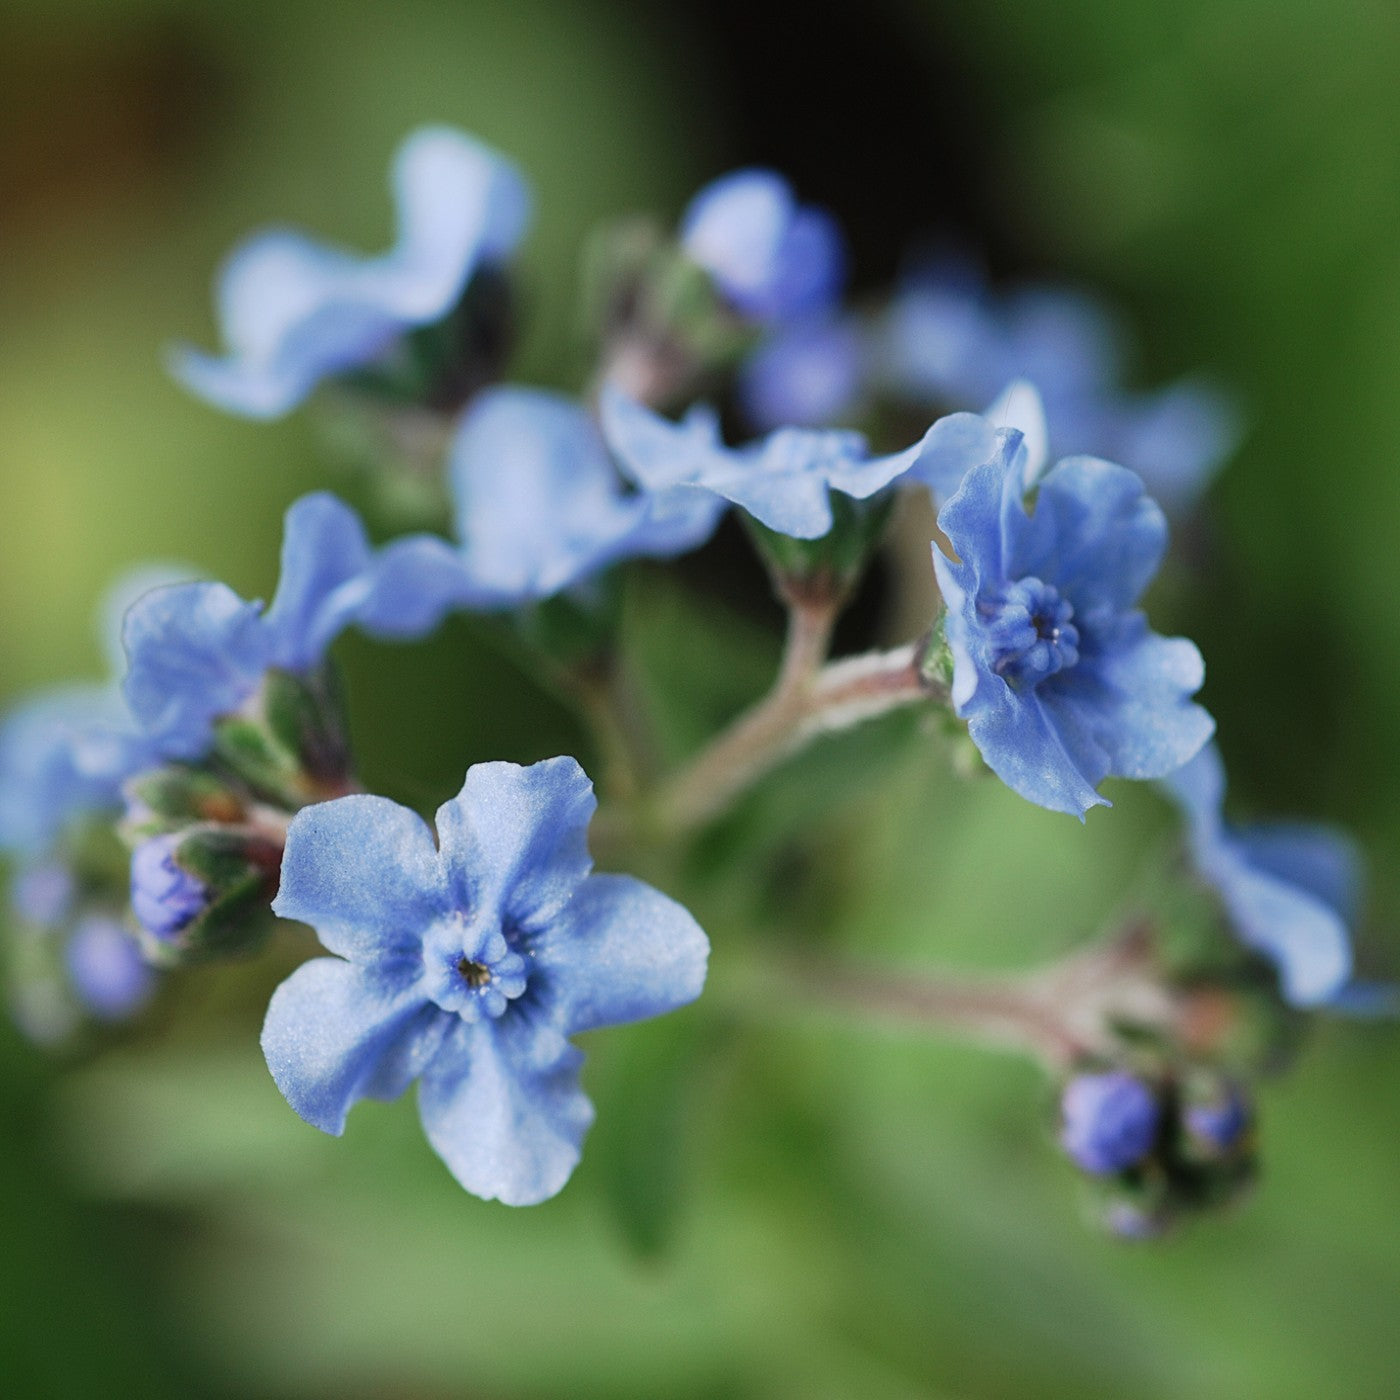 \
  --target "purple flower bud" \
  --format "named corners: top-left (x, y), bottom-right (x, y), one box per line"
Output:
top-left (1060, 1071), bottom-right (1160, 1174)
top-left (130, 833), bottom-right (209, 940)
top-left (1184, 1090), bottom-right (1250, 1153)
top-left (65, 916), bottom-right (156, 1019)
